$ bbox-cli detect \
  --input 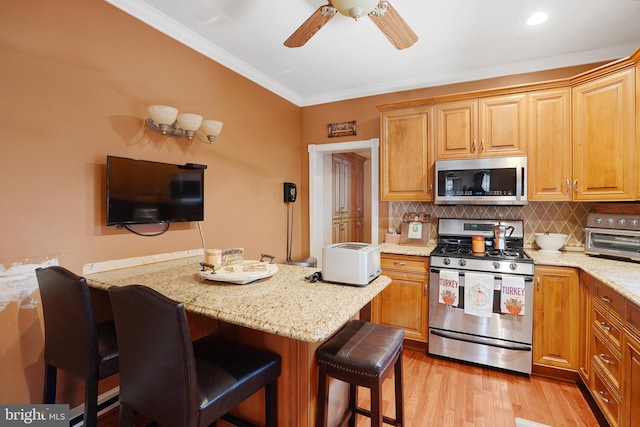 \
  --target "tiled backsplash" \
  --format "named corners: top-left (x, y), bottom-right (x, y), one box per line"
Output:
top-left (389, 201), bottom-right (592, 249)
